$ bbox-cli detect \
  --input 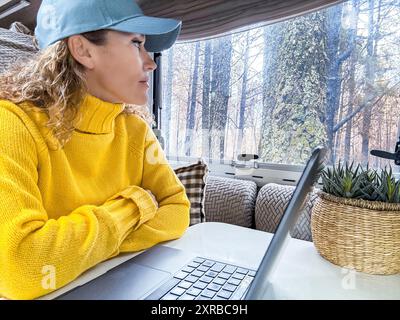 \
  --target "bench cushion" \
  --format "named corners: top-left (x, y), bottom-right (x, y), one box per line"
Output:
top-left (204, 176), bottom-right (257, 228)
top-left (255, 183), bottom-right (318, 241)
